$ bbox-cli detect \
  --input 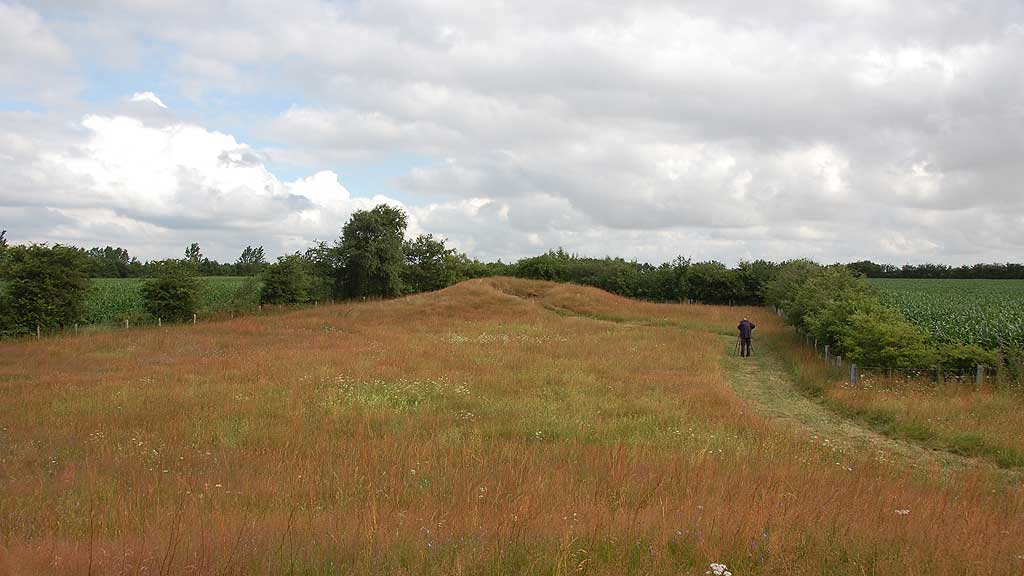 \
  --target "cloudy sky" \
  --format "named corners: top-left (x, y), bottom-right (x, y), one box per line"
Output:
top-left (2, 1), bottom-right (1023, 265)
